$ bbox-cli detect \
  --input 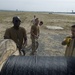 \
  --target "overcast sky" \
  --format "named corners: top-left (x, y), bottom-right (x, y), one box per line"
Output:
top-left (0, 0), bottom-right (75, 12)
